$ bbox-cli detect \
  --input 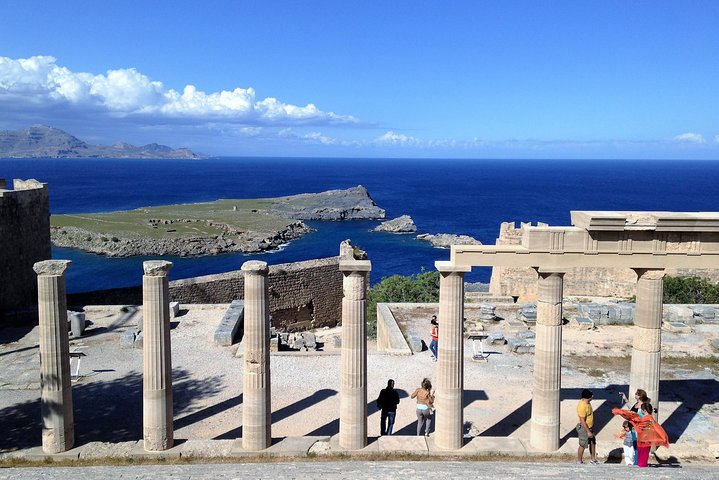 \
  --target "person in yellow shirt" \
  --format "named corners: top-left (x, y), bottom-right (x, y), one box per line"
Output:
top-left (577, 389), bottom-right (598, 464)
